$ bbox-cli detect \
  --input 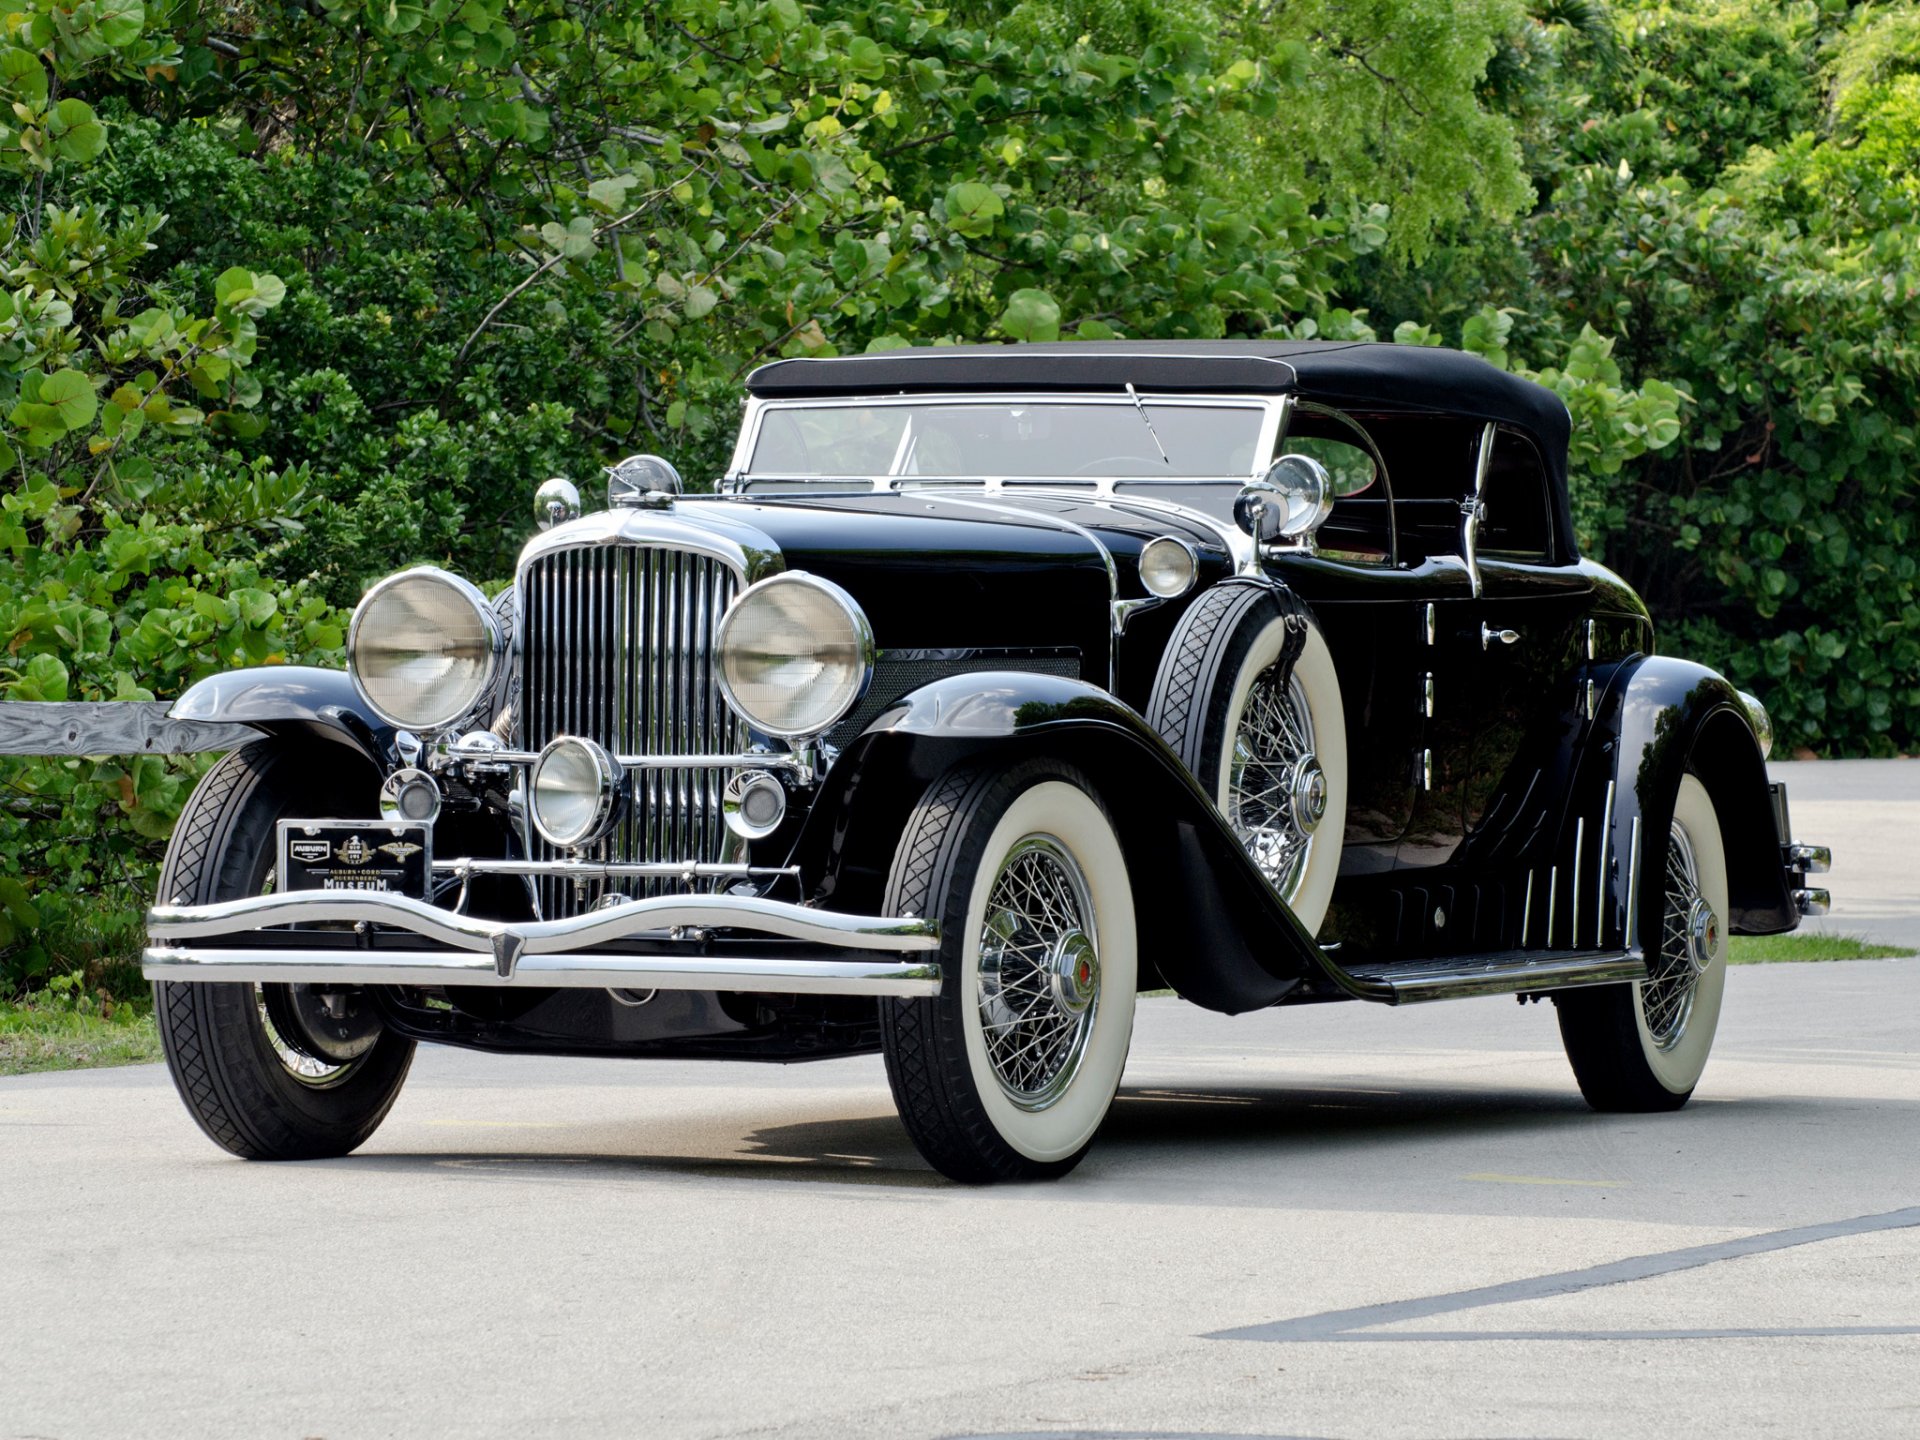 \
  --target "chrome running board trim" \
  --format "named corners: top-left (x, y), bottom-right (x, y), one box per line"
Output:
top-left (142, 946), bottom-right (941, 997)
top-left (1343, 949), bottom-right (1647, 1005)
top-left (147, 889), bottom-right (939, 956)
